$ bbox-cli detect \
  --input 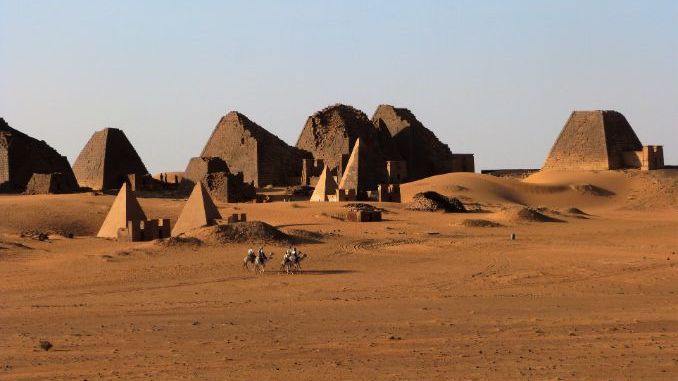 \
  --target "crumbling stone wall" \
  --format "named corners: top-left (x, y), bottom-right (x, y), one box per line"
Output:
top-left (0, 118), bottom-right (79, 193)
top-left (73, 128), bottom-right (148, 190)
top-left (184, 157), bottom-right (230, 184)
top-left (296, 104), bottom-right (399, 187)
top-left (371, 105), bottom-right (471, 181)
top-left (203, 171), bottom-right (256, 203)
top-left (201, 112), bottom-right (309, 187)
top-left (543, 110), bottom-right (643, 170)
